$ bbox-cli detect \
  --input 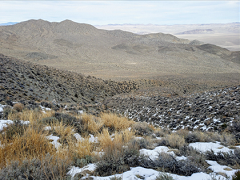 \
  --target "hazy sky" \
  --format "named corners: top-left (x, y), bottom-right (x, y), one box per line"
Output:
top-left (0, 1), bottom-right (239, 25)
